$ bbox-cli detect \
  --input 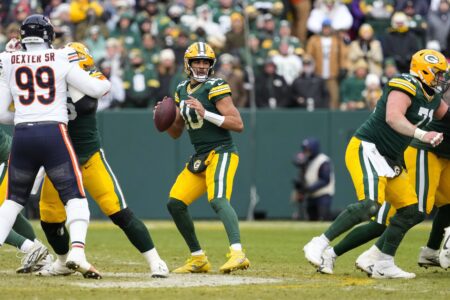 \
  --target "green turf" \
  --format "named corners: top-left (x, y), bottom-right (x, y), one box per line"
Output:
top-left (0, 221), bottom-right (449, 299)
